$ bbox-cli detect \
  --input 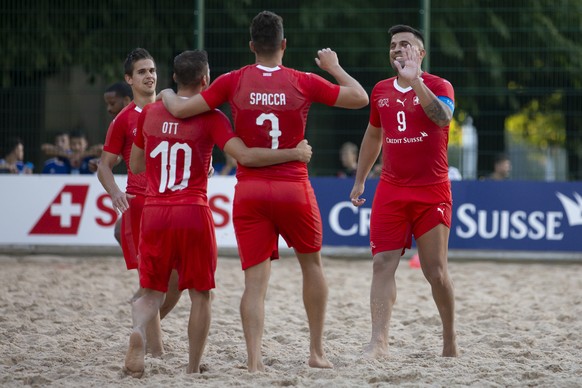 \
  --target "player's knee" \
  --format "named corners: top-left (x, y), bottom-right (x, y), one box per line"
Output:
top-left (424, 266), bottom-right (448, 286)
top-left (372, 254), bottom-right (399, 273)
